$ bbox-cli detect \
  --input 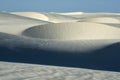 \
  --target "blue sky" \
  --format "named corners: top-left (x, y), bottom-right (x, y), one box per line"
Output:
top-left (0, 0), bottom-right (119, 12)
